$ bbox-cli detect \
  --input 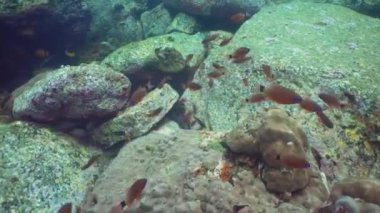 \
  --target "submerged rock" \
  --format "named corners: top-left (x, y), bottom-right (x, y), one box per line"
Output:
top-left (141, 3), bottom-right (172, 38)
top-left (101, 32), bottom-right (205, 75)
top-left (91, 84), bottom-right (179, 148)
top-left (163, 0), bottom-right (265, 19)
top-left (166, 12), bottom-right (200, 34)
top-left (0, 121), bottom-right (98, 212)
top-left (154, 47), bottom-right (188, 73)
top-left (84, 123), bottom-right (327, 212)
top-left (11, 63), bottom-right (131, 122)
top-left (180, 2), bottom-right (379, 183)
